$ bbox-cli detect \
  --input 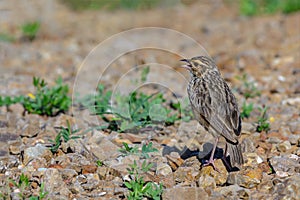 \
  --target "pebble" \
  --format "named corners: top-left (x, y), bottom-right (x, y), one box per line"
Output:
top-left (269, 155), bottom-right (300, 176)
top-left (163, 187), bottom-right (209, 200)
top-left (277, 141), bottom-right (292, 152)
top-left (23, 144), bottom-right (52, 165)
